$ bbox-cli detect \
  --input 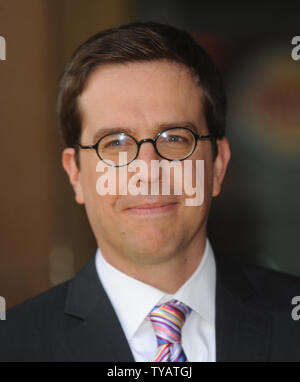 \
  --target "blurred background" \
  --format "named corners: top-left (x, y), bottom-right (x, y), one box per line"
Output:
top-left (0, 0), bottom-right (299, 309)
